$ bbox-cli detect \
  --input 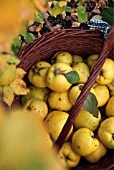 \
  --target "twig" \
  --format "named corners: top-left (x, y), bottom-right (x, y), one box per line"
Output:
top-left (41, 12), bottom-right (54, 32)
